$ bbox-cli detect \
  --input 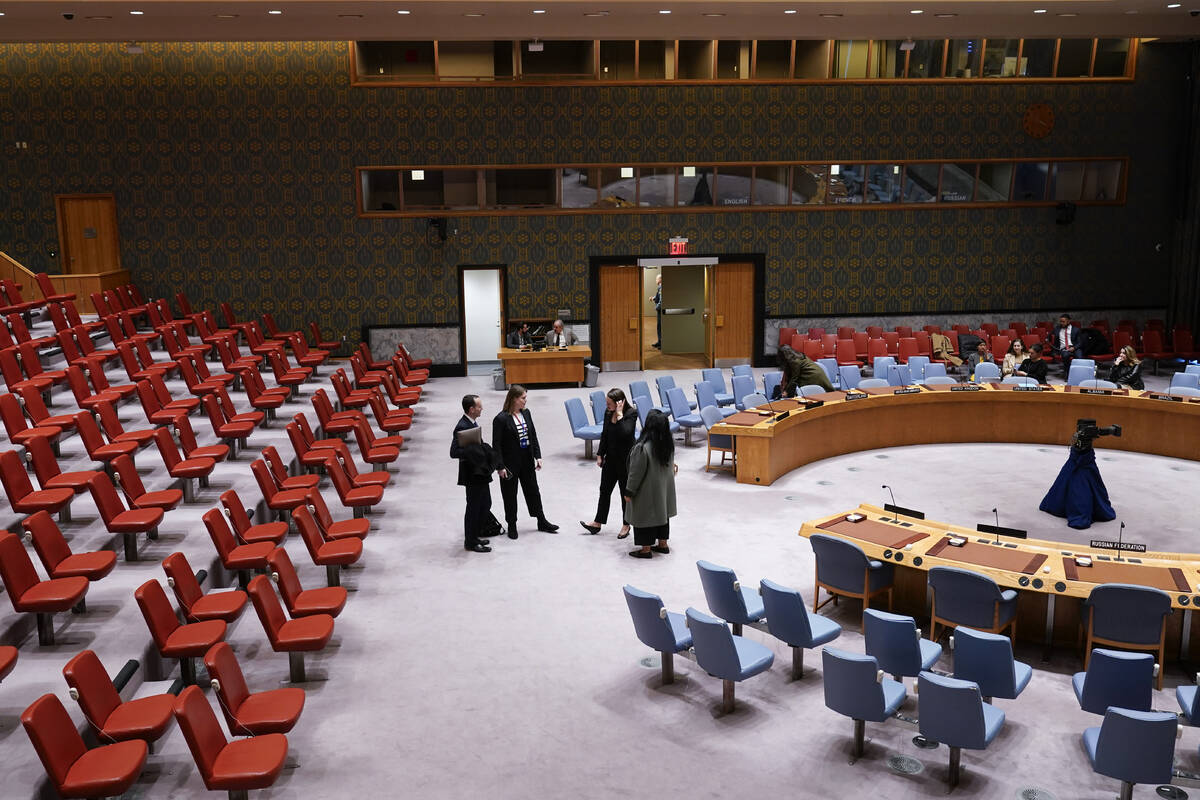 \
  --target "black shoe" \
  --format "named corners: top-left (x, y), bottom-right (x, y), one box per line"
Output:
top-left (465, 542), bottom-right (492, 553)
top-left (537, 519), bottom-right (560, 533)
top-left (580, 521), bottom-right (601, 535)
top-left (479, 538), bottom-right (490, 545)
top-left (507, 526), bottom-right (518, 540)
top-left (628, 549), bottom-right (652, 559)
top-left (650, 544), bottom-right (670, 555)
top-left (652, 342), bottom-right (661, 349)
